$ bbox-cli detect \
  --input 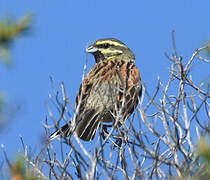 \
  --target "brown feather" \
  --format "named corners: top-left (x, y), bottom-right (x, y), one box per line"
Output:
top-left (74, 59), bottom-right (141, 140)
